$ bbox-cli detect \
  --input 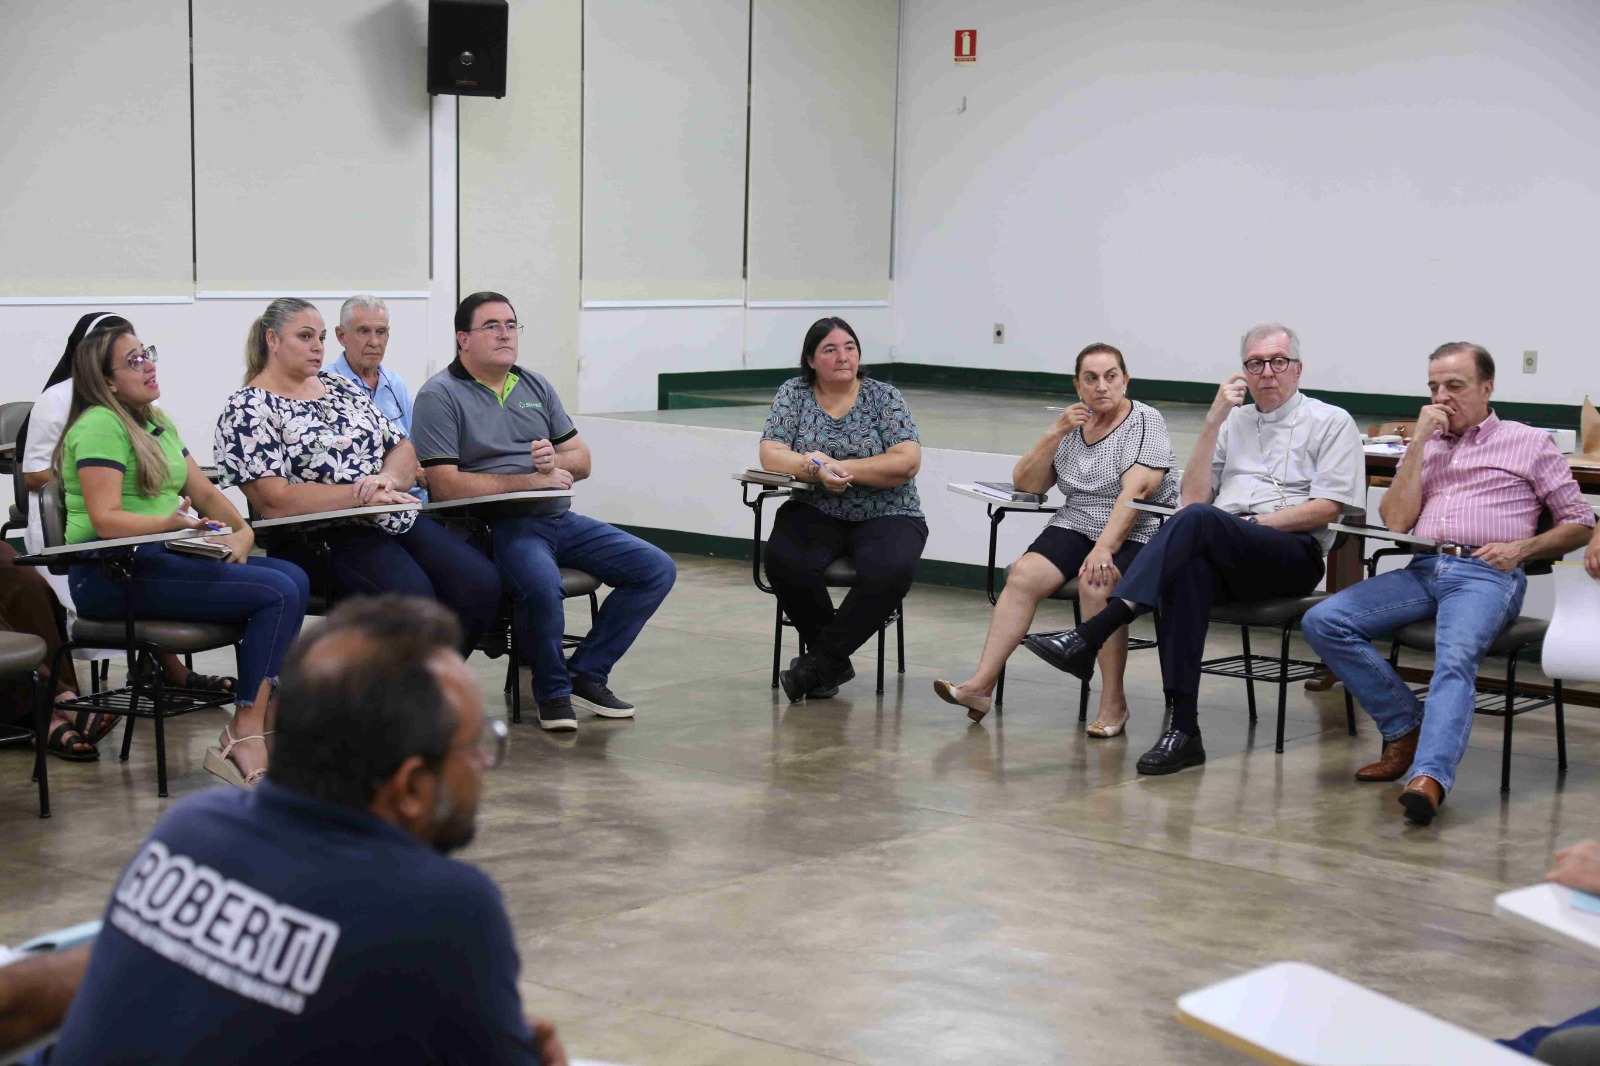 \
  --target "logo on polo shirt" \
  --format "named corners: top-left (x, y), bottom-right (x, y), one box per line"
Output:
top-left (110, 839), bottom-right (342, 1015)
top-left (517, 401), bottom-right (542, 409)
